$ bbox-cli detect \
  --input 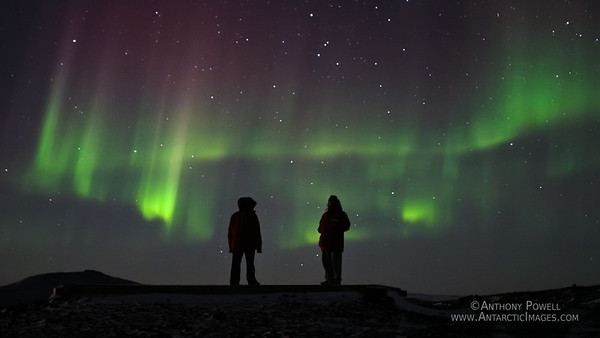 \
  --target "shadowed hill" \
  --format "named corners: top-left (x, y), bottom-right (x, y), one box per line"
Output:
top-left (0, 270), bottom-right (138, 307)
